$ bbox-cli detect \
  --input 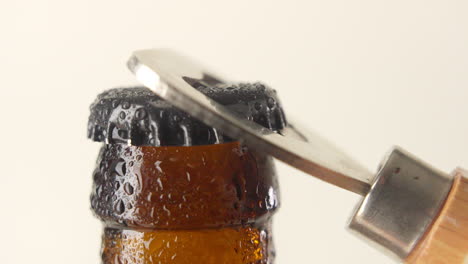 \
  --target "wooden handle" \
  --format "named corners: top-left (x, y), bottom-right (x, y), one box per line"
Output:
top-left (406, 168), bottom-right (468, 264)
